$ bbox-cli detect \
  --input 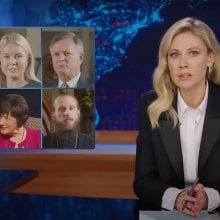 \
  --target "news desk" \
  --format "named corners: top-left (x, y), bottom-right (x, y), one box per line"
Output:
top-left (1, 131), bottom-right (219, 219)
top-left (0, 131), bottom-right (138, 199)
top-left (139, 211), bottom-right (220, 220)
top-left (0, 131), bottom-right (138, 219)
